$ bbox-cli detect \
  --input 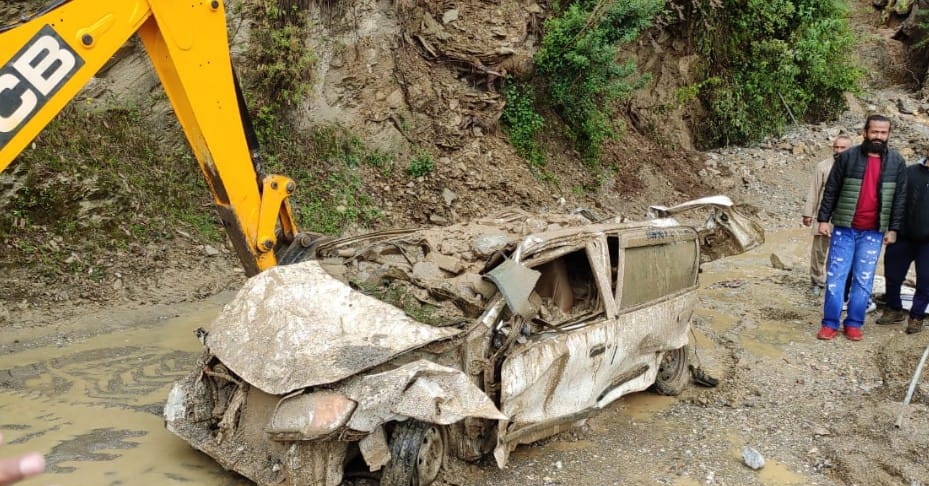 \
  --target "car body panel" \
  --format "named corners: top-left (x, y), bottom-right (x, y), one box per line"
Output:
top-left (337, 359), bottom-right (506, 431)
top-left (498, 294), bottom-right (692, 423)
